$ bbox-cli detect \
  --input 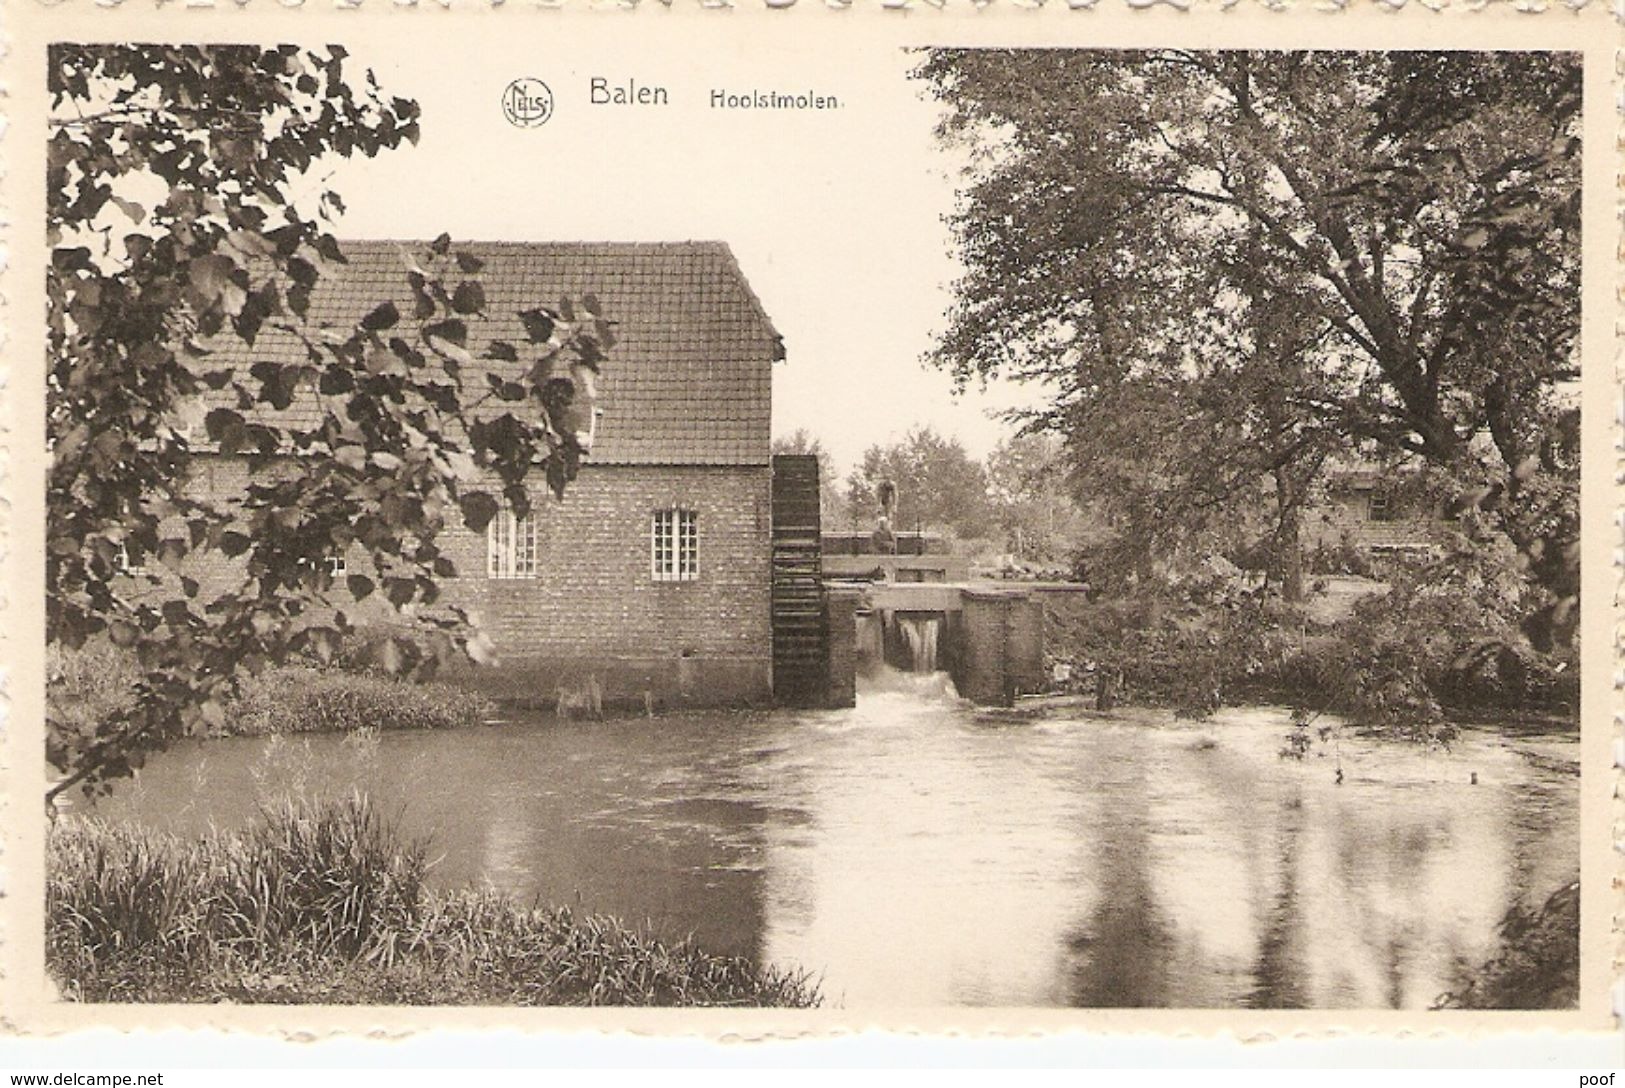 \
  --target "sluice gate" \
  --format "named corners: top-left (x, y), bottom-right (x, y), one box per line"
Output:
top-left (770, 456), bottom-right (1058, 709)
top-left (849, 584), bottom-right (1047, 707)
